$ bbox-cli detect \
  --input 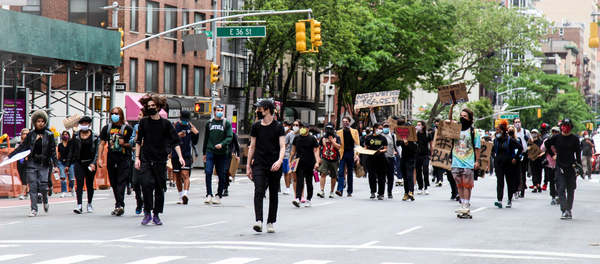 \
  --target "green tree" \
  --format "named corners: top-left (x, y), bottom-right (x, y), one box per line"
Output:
top-left (466, 97), bottom-right (494, 131)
